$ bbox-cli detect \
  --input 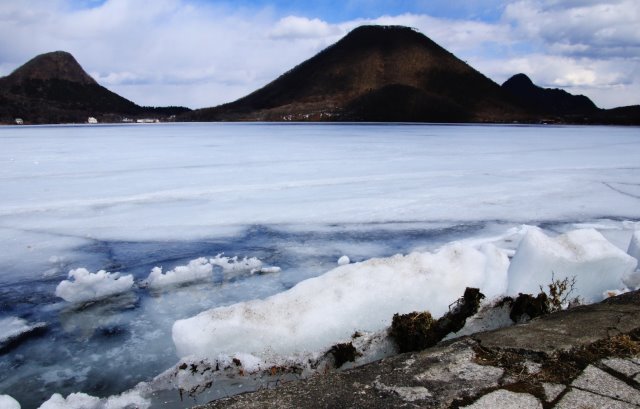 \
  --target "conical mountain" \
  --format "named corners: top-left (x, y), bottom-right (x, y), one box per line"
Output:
top-left (501, 73), bottom-right (598, 116)
top-left (0, 51), bottom-right (189, 124)
top-left (6, 51), bottom-right (97, 85)
top-left (186, 25), bottom-right (525, 122)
